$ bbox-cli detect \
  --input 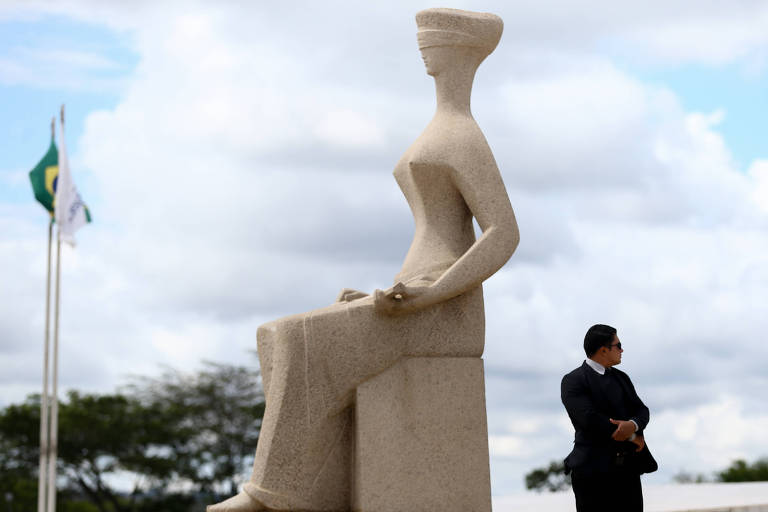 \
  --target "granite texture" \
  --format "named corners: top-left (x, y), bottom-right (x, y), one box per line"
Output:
top-left (354, 357), bottom-right (492, 512)
top-left (208, 7), bottom-right (517, 512)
